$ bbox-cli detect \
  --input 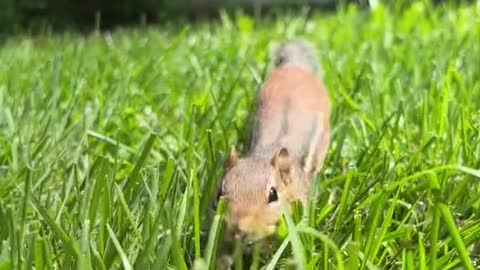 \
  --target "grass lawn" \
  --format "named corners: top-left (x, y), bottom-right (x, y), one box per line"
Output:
top-left (1, 2), bottom-right (480, 269)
